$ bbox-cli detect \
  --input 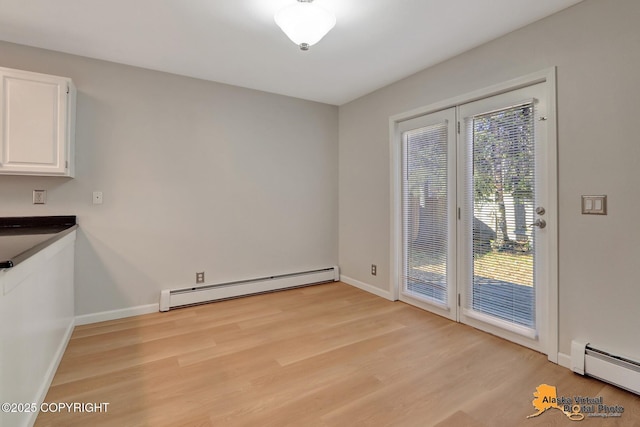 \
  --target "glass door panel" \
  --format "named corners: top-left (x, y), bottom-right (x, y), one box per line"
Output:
top-left (399, 108), bottom-right (457, 319)
top-left (469, 102), bottom-right (535, 329)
